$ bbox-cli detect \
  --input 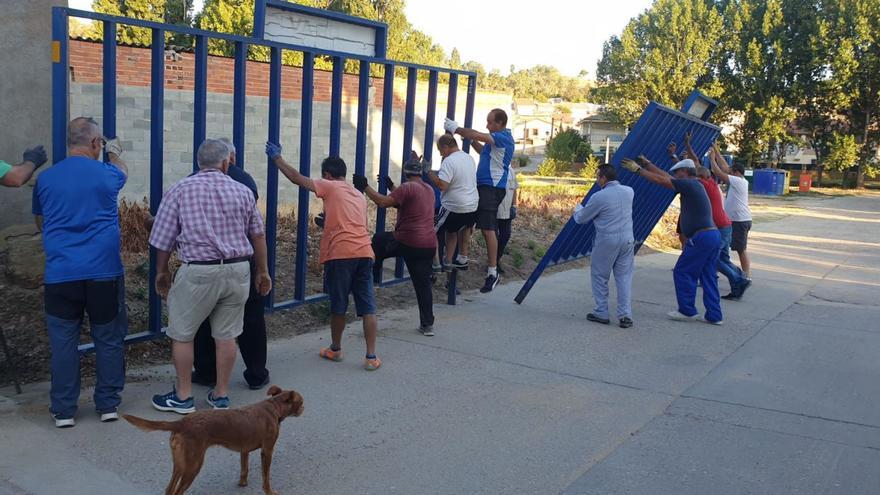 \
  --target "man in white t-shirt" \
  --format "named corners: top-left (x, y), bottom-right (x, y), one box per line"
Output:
top-left (428, 134), bottom-right (478, 271)
top-left (709, 145), bottom-right (753, 297)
